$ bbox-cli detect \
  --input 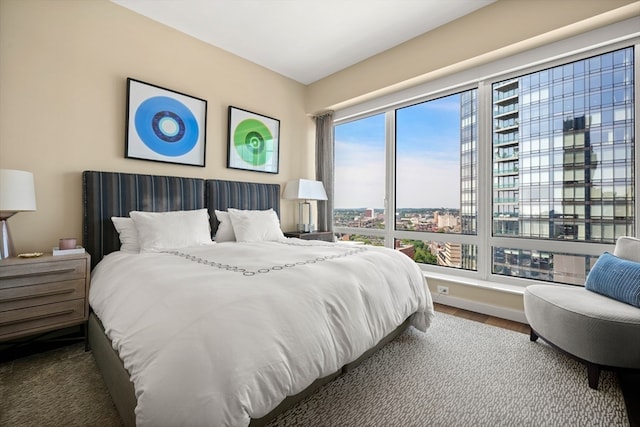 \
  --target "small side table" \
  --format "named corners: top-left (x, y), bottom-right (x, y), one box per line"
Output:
top-left (283, 231), bottom-right (334, 242)
top-left (0, 252), bottom-right (91, 343)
